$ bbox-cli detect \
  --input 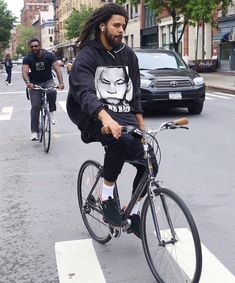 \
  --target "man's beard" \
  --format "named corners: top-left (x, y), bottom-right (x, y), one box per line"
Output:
top-left (105, 31), bottom-right (122, 48)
